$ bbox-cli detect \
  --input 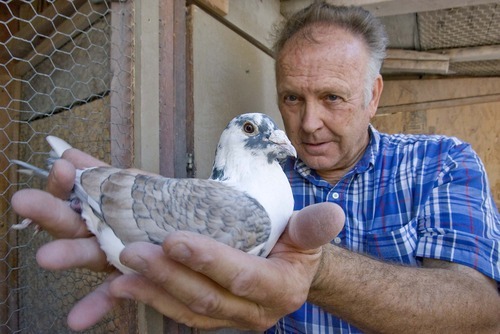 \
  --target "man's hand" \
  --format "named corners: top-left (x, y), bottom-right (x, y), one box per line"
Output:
top-left (11, 149), bottom-right (345, 331)
top-left (11, 149), bottom-right (120, 330)
top-left (110, 202), bottom-right (344, 330)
